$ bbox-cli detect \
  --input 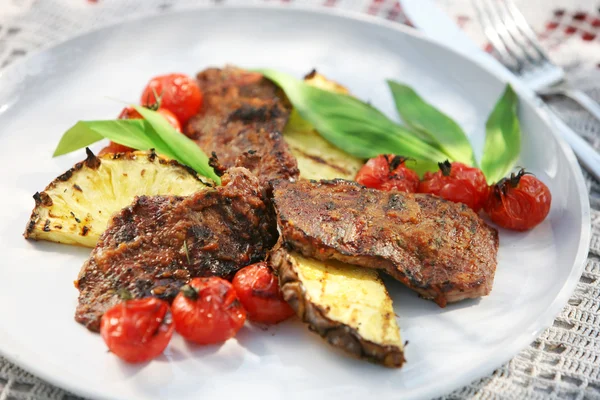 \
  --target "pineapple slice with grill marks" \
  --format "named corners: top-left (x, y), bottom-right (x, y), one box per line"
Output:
top-left (24, 149), bottom-right (210, 247)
